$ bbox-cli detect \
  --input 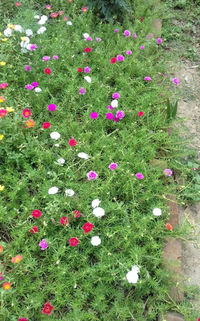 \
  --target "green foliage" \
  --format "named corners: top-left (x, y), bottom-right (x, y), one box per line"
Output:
top-left (166, 99), bottom-right (178, 121)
